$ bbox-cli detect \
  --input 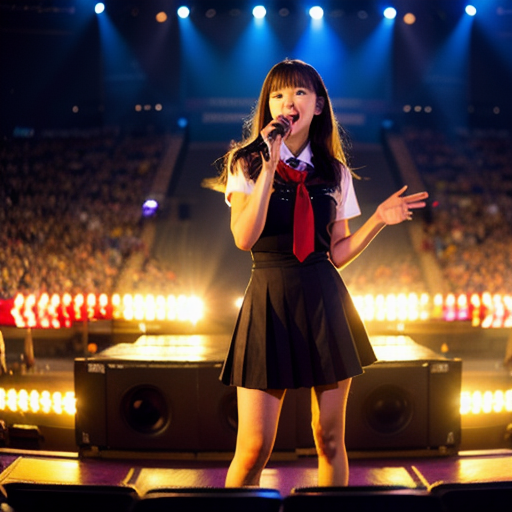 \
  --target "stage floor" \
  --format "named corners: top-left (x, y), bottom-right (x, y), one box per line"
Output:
top-left (0, 448), bottom-right (511, 499)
